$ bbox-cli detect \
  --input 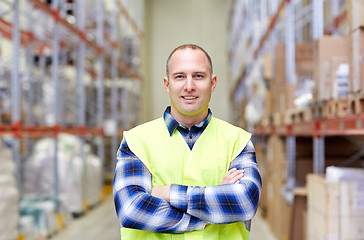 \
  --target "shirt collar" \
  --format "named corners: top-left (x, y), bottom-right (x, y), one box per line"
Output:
top-left (163, 106), bottom-right (212, 136)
